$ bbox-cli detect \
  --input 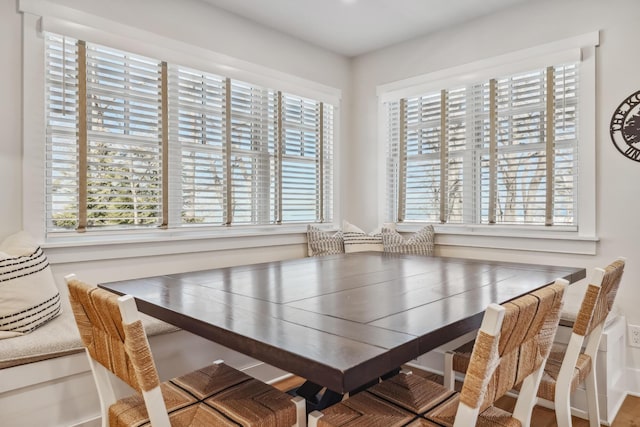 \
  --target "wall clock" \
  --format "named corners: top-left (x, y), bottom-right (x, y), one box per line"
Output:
top-left (610, 90), bottom-right (640, 162)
